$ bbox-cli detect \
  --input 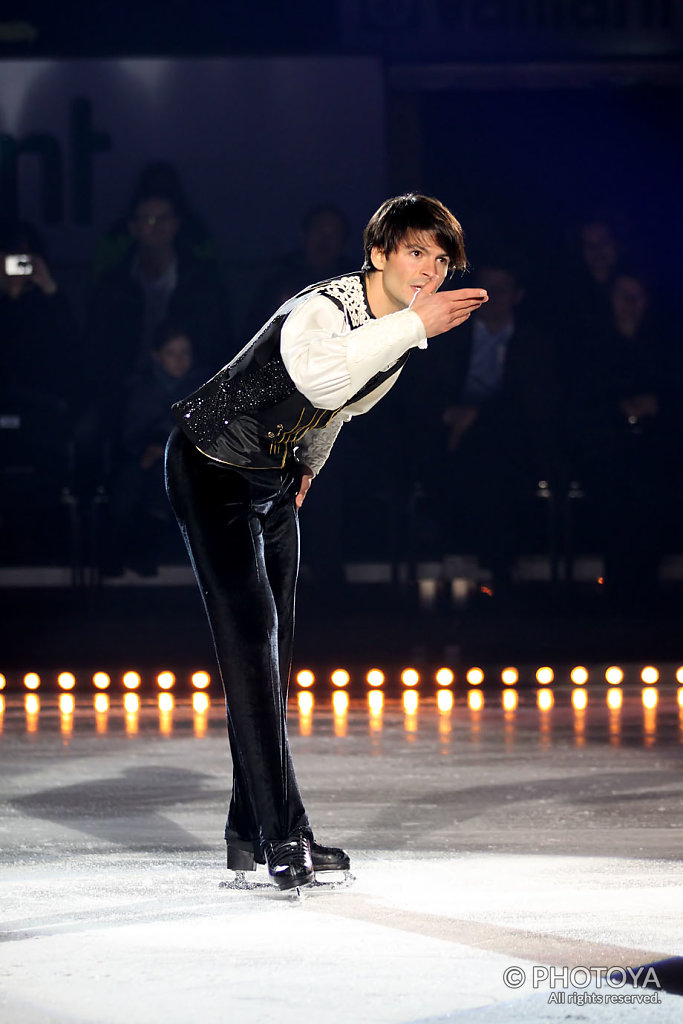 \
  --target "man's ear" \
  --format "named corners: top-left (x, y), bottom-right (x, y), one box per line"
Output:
top-left (370, 246), bottom-right (386, 271)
